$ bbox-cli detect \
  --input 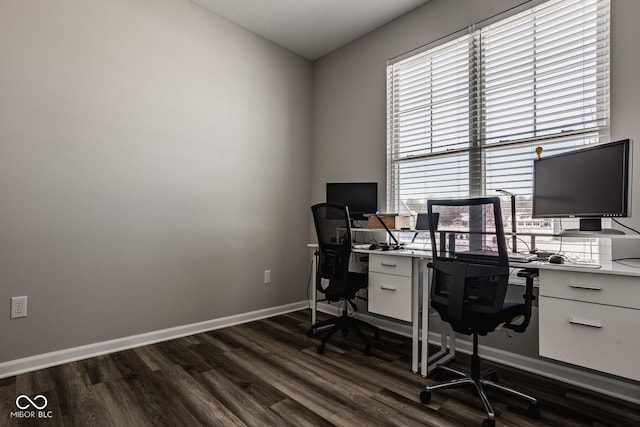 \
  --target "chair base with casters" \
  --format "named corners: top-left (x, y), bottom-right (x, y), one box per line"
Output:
top-left (307, 300), bottom-right (380, 355)
top-left (419, 333), bottom-right (539, 427)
